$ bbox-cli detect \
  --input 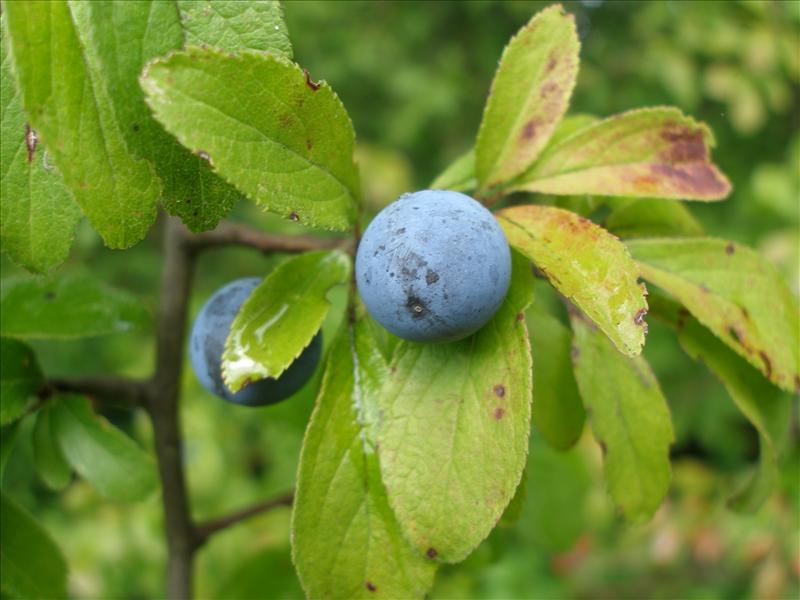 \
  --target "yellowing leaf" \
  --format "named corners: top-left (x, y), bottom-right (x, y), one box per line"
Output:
top-left (223, 250), bottom-right (350, 392)
top-left (141, 47), bottom-right (360, 231)
top-left (513, 107), bottom-right (731, 200)
top-left (375, 251), bottom-right (534, 563)
top-left (476, 4), bottom-right (579, 188)
top-left (292, 322), bottom-right (436, 599)
top-left (570, 314), bottom-right (674, 522)
top-left (628, 238), bottom-right (800, 393)
top-left (680, 315), bottom-right (790, 511)
top-left (498, 205), bottom-right (648, 356)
